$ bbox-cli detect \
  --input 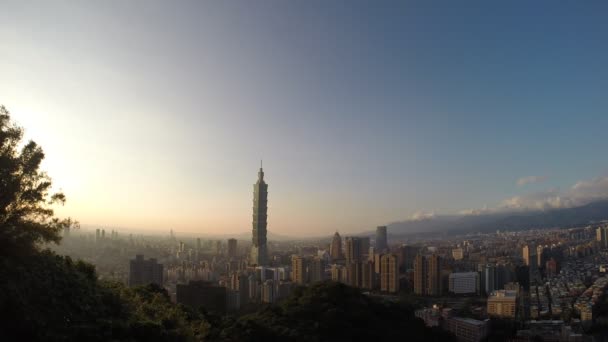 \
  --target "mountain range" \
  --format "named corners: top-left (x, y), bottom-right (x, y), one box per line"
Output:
top-left (386, 199), bottom-right (608, 236)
